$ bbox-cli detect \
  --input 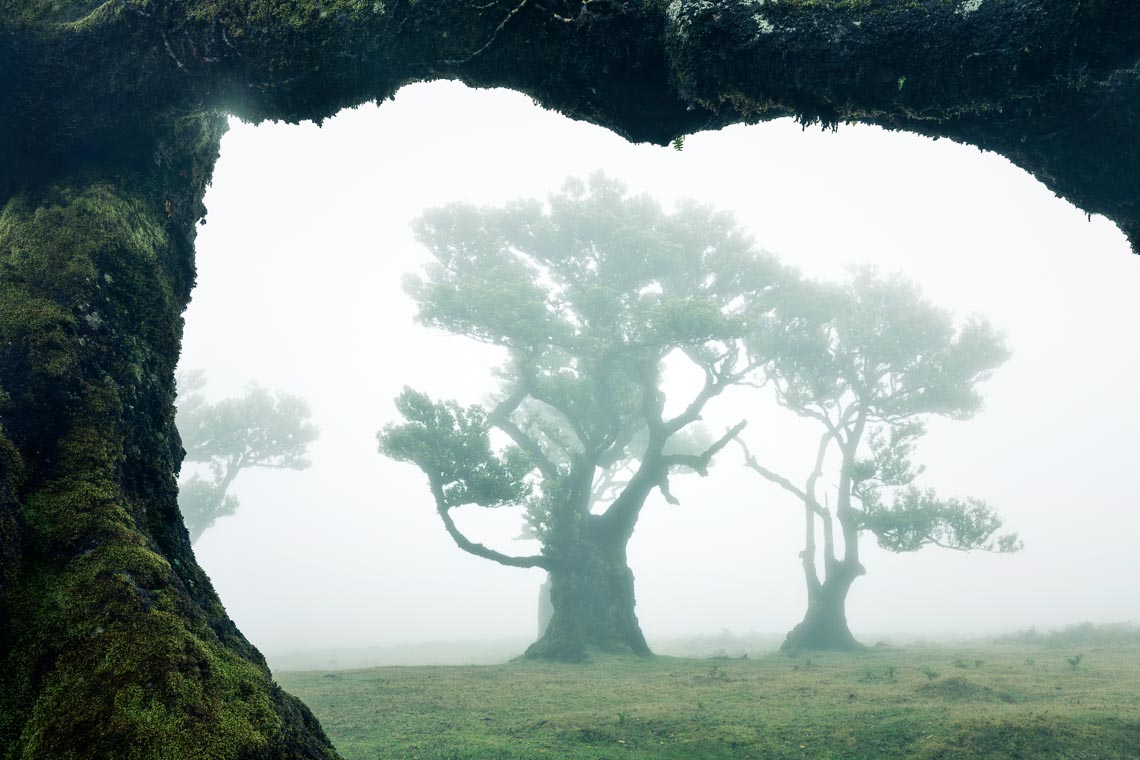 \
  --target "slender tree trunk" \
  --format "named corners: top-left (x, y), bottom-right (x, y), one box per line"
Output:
top-left (781, 561), bottom-right (865, 653)
top-left (0, 117), bottom-right (336, 757)
top-left (524, 531), bottom-right (649, 662)
top-left (780, 435), bottom-right (866, 652)
top-left (781, 419), bottom-right (868, 653)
